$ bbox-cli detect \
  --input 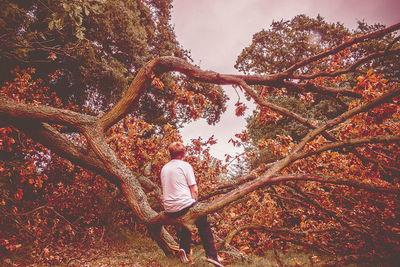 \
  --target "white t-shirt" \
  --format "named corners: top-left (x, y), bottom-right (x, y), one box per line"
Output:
top-left (160, 159), bottom-right (197, 212)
